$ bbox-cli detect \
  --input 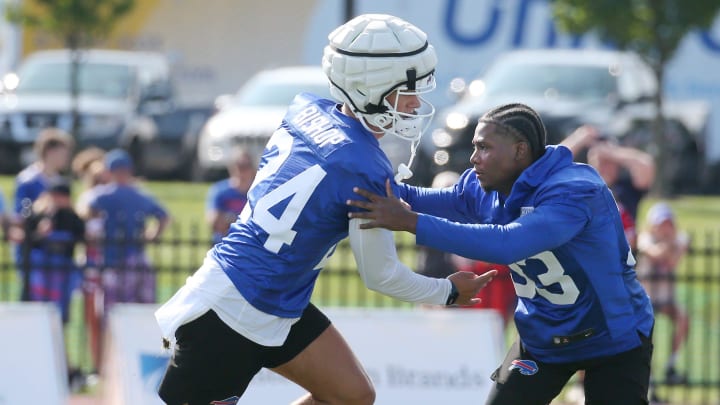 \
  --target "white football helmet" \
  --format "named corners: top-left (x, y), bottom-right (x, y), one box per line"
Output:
top-left (322, 14), bottom-right (437, 182)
